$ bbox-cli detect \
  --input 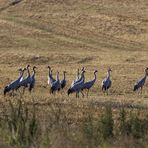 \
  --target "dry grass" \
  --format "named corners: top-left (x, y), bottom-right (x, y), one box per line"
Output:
top-left (0, 0), bottom-right (148, 147)
top-left (0, 0), bottom-right (147, 104)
